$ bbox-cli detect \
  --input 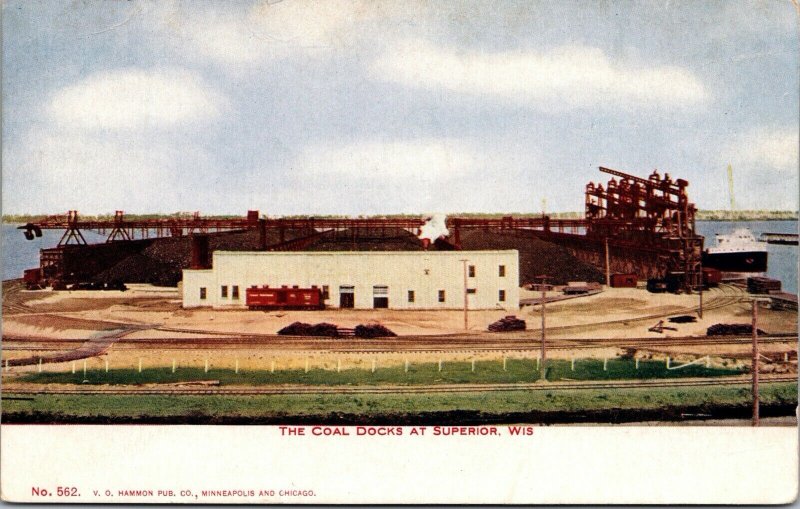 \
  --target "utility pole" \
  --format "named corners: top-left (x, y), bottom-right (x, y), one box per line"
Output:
top-left (604, 237), bottom-right (611, 287)
top-left (537, 275), bottom-right (550, 380)
top-left (698, 283), bottom-right (703, 318)
top-left (751, 297), bottom-right (770, 426)
top-left (697, 263), bottom-right (704, 319)
top-left (461, 259), bottom-right (469, 331)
